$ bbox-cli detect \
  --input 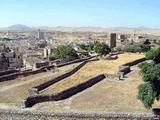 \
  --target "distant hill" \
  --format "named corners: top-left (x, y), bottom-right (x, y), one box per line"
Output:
top-left (6, 24), bottom-right (32, 30)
